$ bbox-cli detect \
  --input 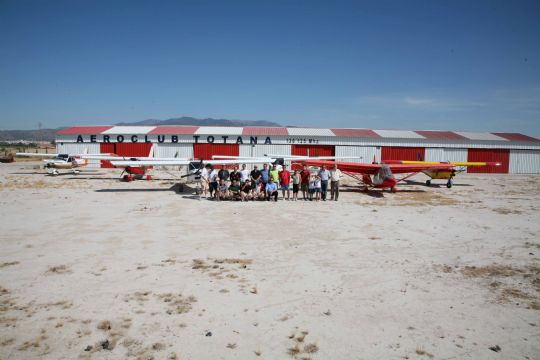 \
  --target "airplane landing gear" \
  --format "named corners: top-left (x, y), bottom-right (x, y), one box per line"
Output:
top-left (391, 186), bottom-right (397, 193)
top-left (446, 179), bottom-right (453, 188)
top-left (426, 179), bottom-right (431, 186)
